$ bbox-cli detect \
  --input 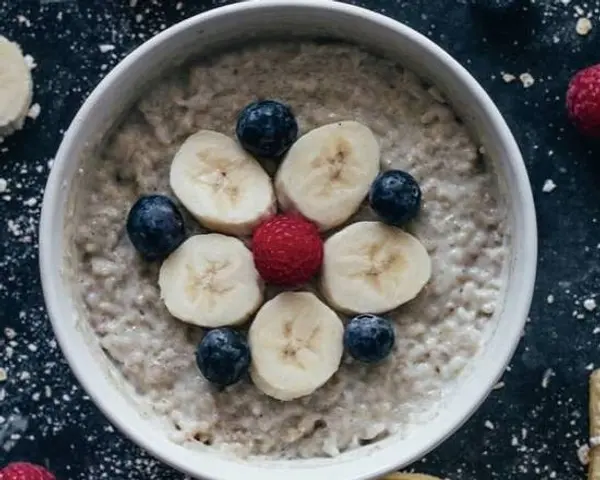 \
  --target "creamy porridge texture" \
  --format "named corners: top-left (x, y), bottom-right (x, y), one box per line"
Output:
top-left (70, 42), bottom-right (509, 458)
